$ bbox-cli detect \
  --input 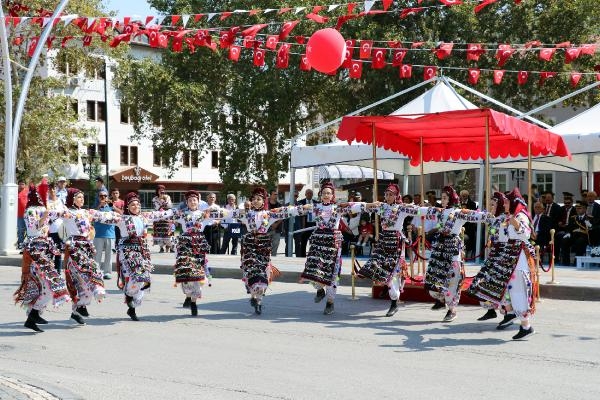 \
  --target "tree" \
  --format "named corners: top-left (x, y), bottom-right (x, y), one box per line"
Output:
top-left (115, 0), bottom-right (600, 193)
top-left (0, 0), bottom-right (127, 182)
